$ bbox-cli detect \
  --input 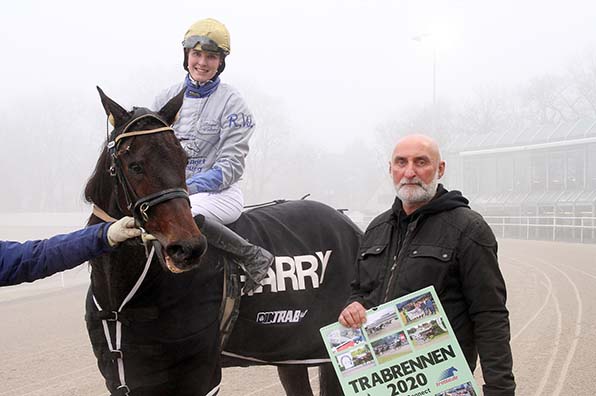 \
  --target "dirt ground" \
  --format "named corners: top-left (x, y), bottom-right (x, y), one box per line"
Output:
top-left (1, 238), bottom-right (596, 395)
